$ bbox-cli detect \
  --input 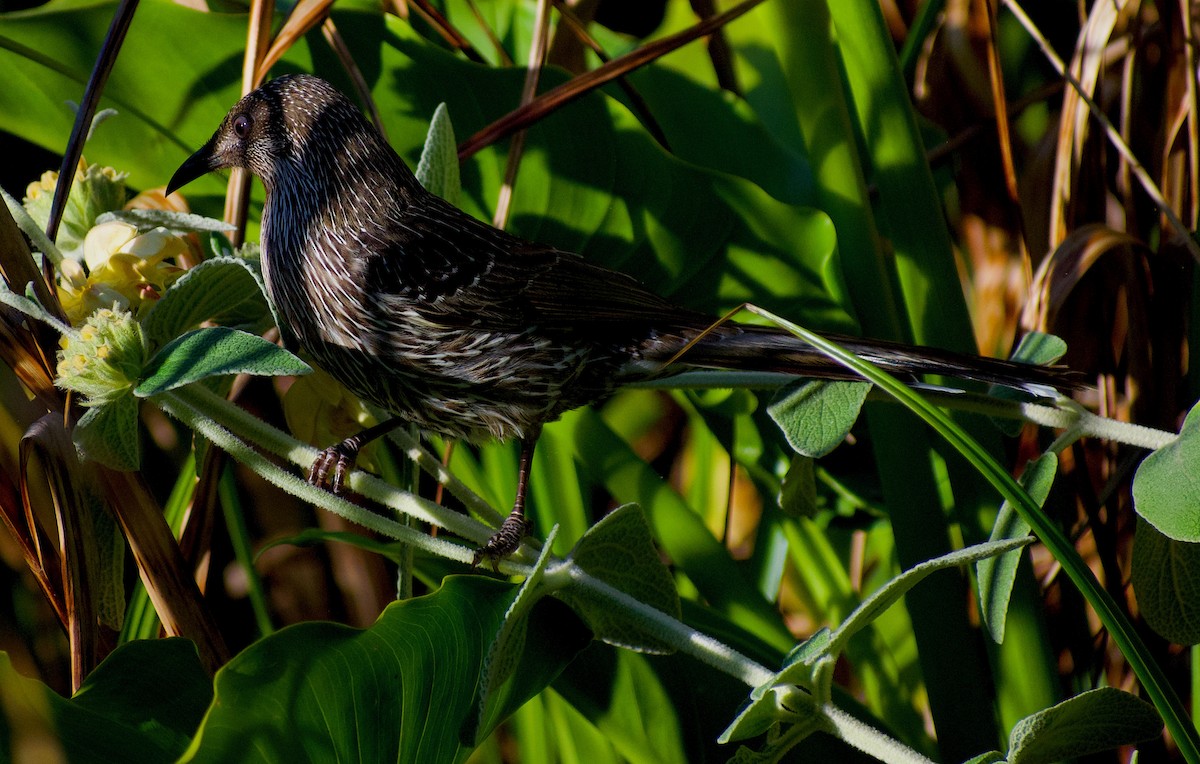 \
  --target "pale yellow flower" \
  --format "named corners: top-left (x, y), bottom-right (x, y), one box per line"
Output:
top-left (57, 222), bottom-right (186, 324)
top-left (284, 367), bottom-right (381, 473)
